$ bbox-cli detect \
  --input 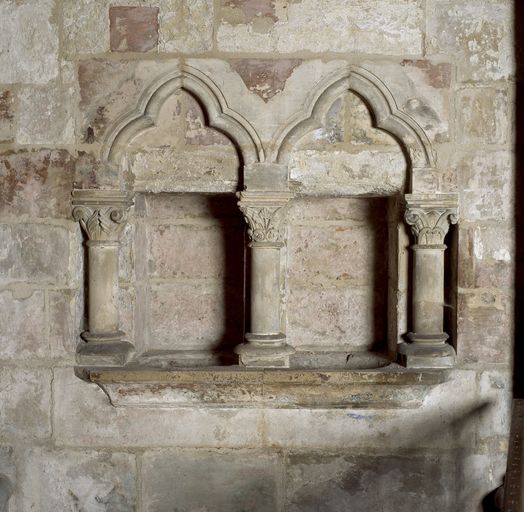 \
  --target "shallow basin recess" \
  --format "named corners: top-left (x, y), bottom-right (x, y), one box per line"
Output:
top-left (131, 350), bottom-right (392, 370)
top-left (289, 351), bottom-right (391, 370)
